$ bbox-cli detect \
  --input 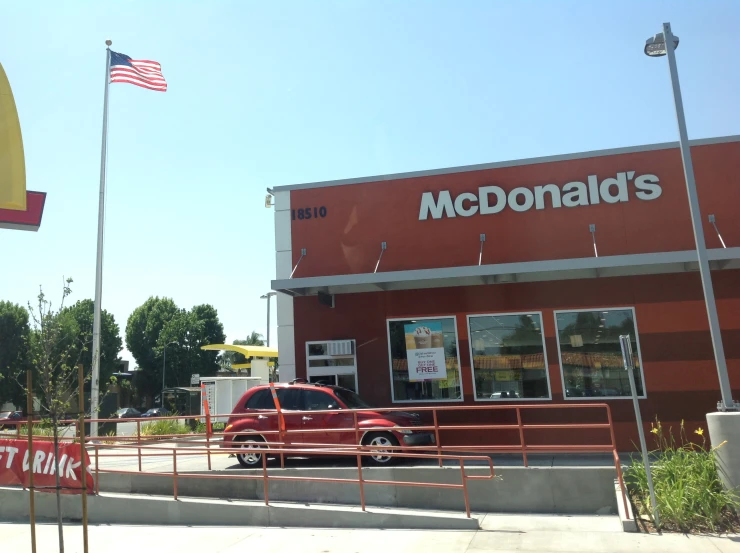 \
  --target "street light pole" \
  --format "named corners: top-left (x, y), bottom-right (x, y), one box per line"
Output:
top-left (260, 292), bottom-right (277, 347)
top-left (161, 341), bottom-right (177, 407)
top-left (646, 23), bottom-right (736, 411)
